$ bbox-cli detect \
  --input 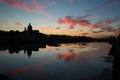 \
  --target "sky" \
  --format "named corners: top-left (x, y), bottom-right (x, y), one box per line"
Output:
top-left (0, 0), bottom-right (120, 38)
